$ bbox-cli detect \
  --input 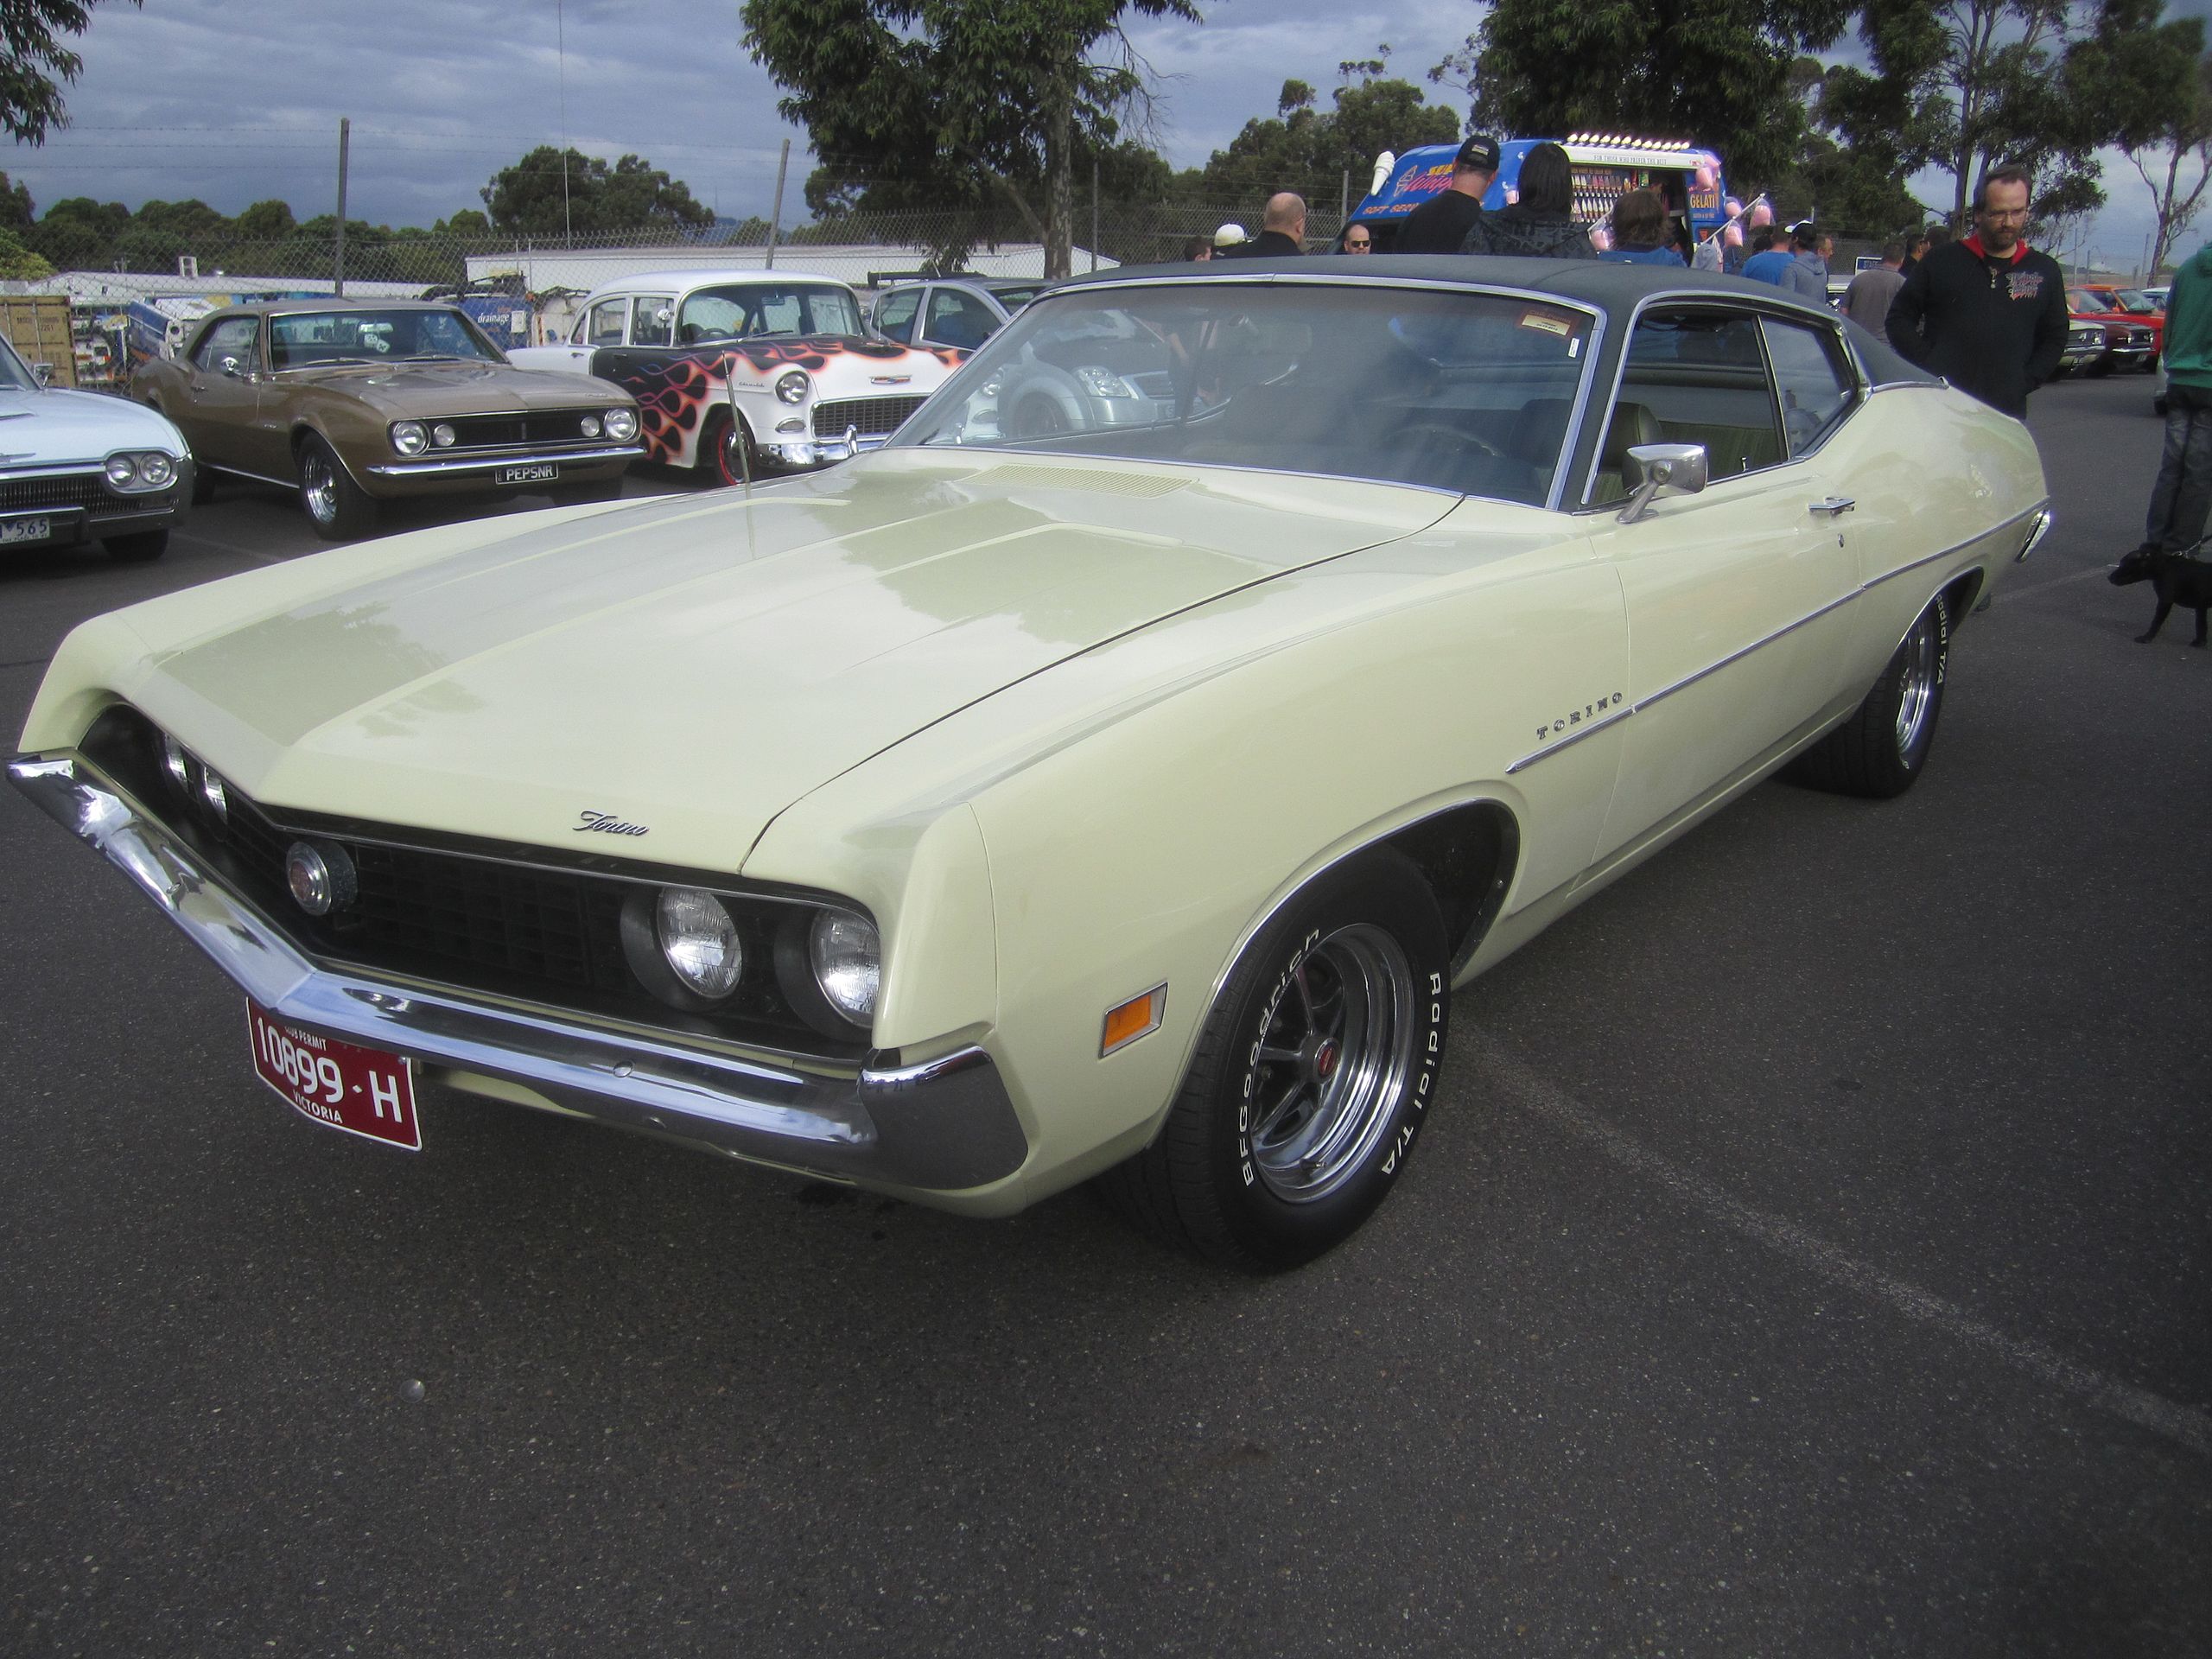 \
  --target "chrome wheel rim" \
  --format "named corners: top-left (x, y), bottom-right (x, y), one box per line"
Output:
top-left (301, 449), bottom-right (337, 524)
top-left (1247, 923), bottom-right (1417, 1203)
top-left (1894, 610), bottom-right (1939, 759)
